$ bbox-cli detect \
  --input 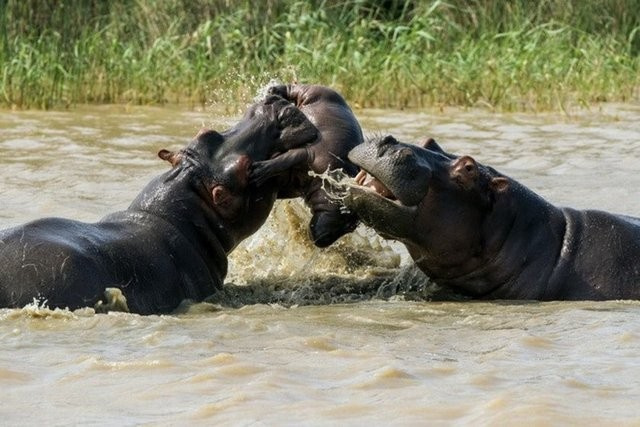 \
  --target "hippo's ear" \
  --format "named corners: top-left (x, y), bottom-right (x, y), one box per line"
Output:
top-left (267, 84), bottom-right (289, 100)
top-left (451, 156), bottom-right (478, 190)
top-left (212, 185), bottom-right (231, 206)
top-left (420, 137), bottom-right (455, 159)
top-left (211, 185), bottom-right (238, 219)
top-left (158, 149), bottom-right (182, 167)
top-left (419, 137), bottom-right (442, 152)
top-left (490, 177), bottom-right (509, 193)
